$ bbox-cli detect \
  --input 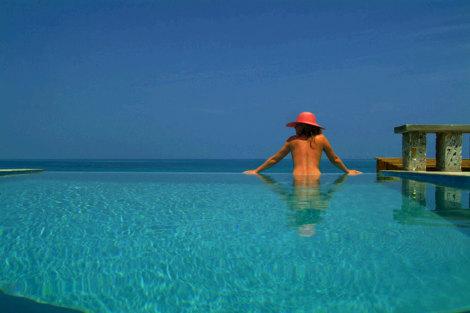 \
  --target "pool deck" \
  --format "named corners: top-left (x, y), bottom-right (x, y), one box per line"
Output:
top-left (0, 169), bottom-right (44, 176)
top-left (376, 157), bottom-right (470, 171)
